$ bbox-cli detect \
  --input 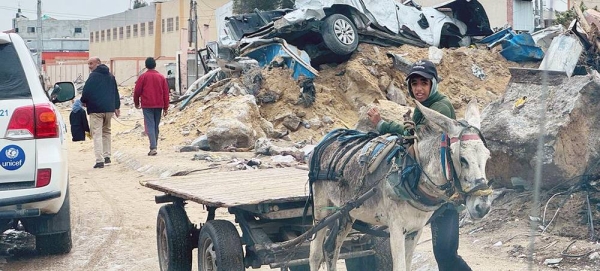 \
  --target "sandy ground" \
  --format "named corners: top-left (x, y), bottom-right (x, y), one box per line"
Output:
top-left (2, 108), bottom-right (597, 271)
